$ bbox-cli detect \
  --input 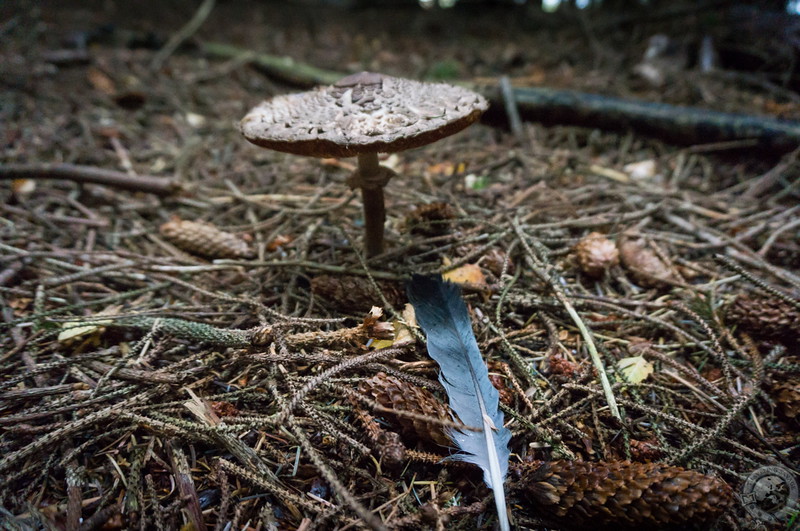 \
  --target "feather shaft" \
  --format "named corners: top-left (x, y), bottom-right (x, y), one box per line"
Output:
top-left (407, 275), bottom-right (511, 531)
